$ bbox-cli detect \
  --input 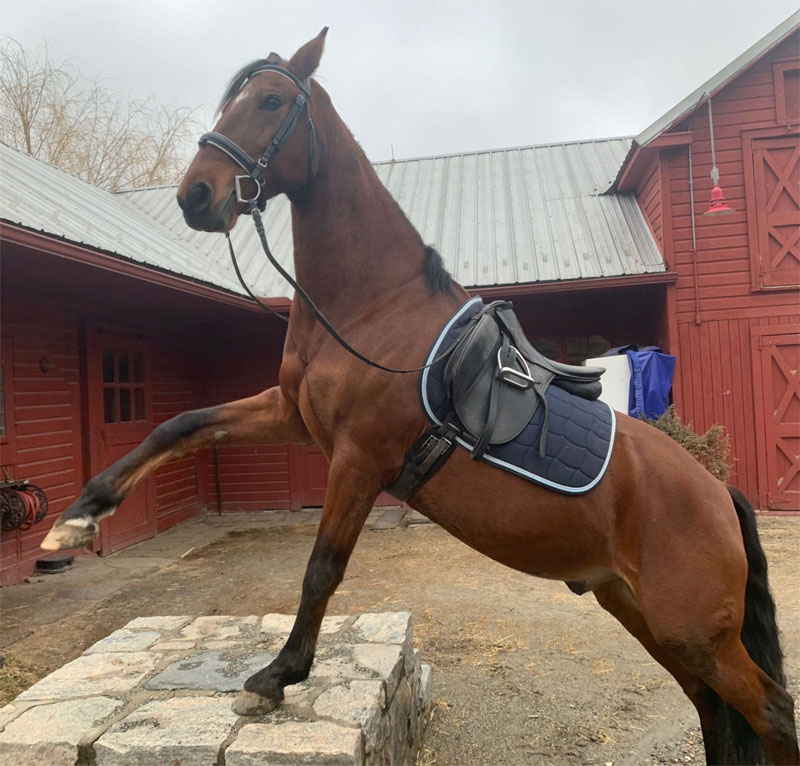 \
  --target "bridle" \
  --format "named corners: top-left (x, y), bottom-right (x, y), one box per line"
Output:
top-left (198, 64), bottom-right (316, 210)
top-left (197, 63), bottom-right (463, 375)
